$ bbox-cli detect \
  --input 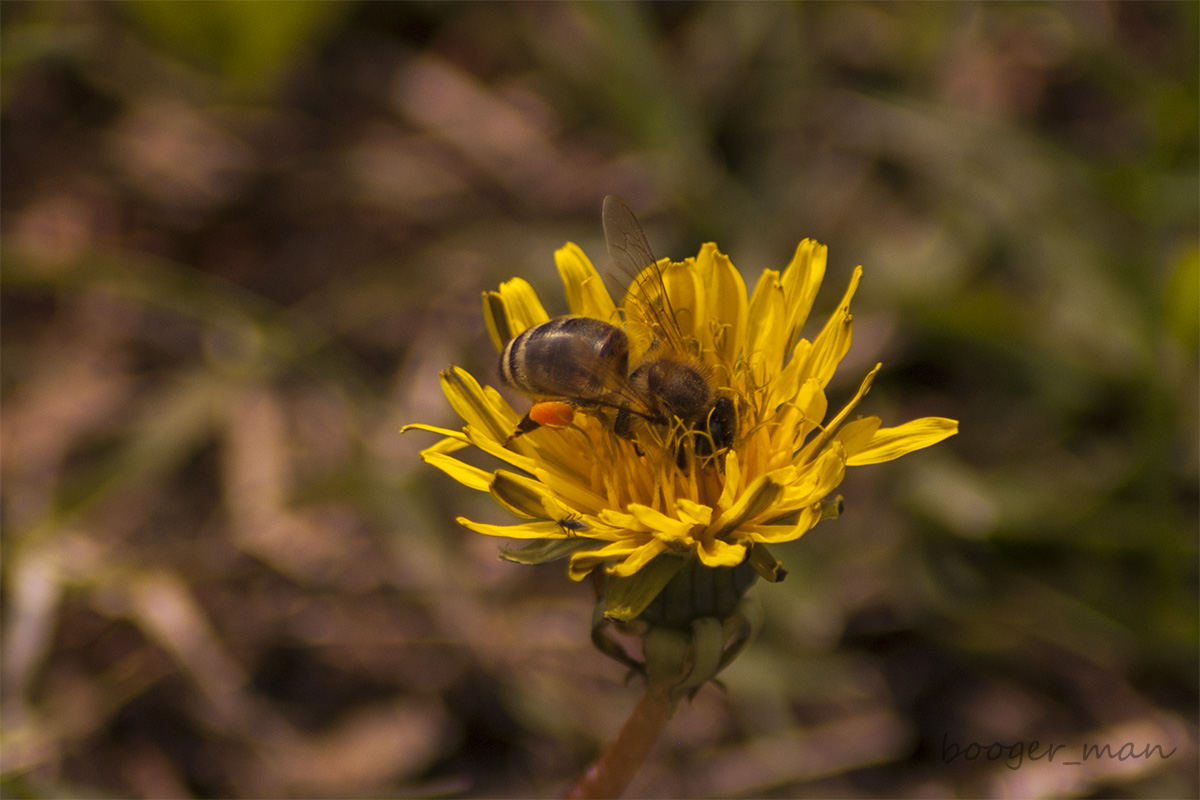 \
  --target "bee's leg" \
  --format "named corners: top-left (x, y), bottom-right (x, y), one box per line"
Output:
top-left (503, 412), bottom-right (542, 446)
top-left (613, 408), bottom-right (645, 456)
top-left (688, 426), bottom-right (713, 472)
top-left (697, 396), bottom-right (736, 456)
top-left (613, 407), bottom-right (632, 438)
top-left (504, 401), bottom-right (575, 446)
top-left (692, 396), bottom-right (736, 468)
